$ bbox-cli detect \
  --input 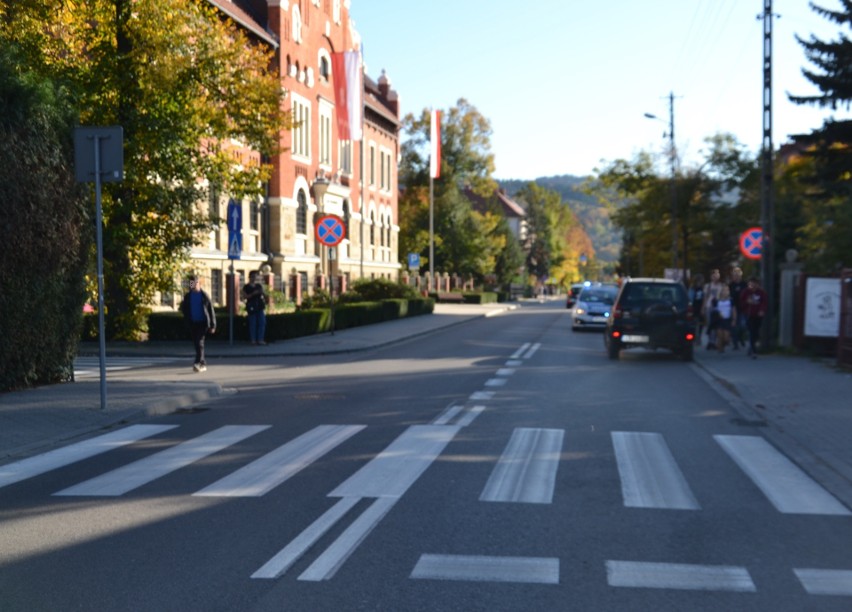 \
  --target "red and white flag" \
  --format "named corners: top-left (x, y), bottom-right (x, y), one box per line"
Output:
top-left (331, 51), bottom-right (363, 141)
top-left (430, 109), bottom-right (441, 178)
